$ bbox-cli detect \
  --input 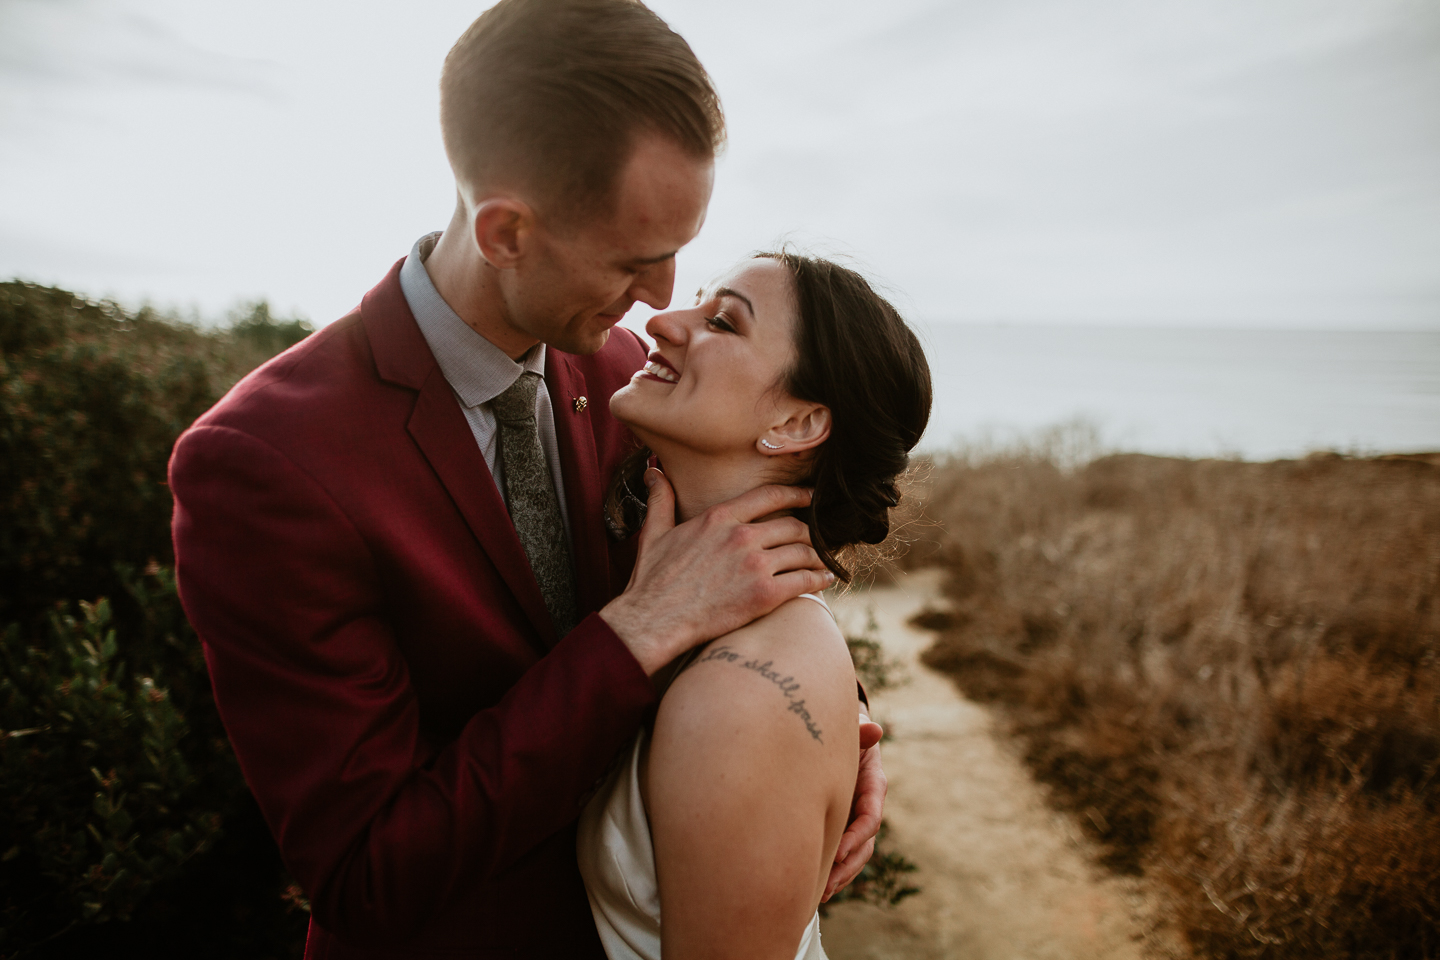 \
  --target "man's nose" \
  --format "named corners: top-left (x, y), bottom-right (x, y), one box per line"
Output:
top-left (630, 258), bottom-right (676, 311)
